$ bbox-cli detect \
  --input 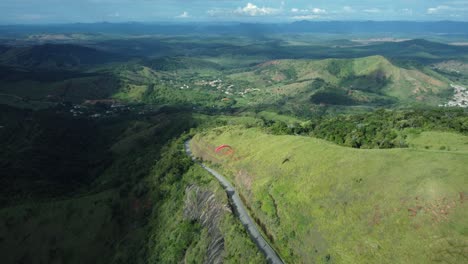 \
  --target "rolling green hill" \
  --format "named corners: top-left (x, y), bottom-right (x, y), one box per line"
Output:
top-left (191, 126), bottom-right (468, 263)
top-left (0, 104), bottom-right (265, 264)
top-left (107, 54), bottom-right (454, 118)
top-left (228, 55), bottom-right (451, 107)
top-left (143, 57), bottom-right (223, 72)
top-left (0, 41), bottom-right (459, 114)
top-left (1, 34), bottom-right (467, 264)
top-left (0, 44), bottom-right (118, 70)
top-left (0, 45), bottom-right (123, 106)
top-left (367, 39), bottom-right (468, 62)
